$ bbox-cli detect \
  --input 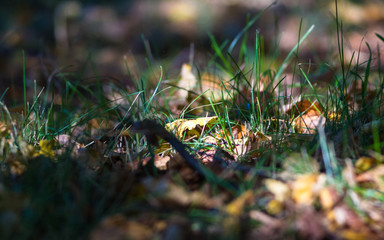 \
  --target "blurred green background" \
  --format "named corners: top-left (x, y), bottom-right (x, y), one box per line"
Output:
top-left (1, 0), bottom-right (383, 104)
